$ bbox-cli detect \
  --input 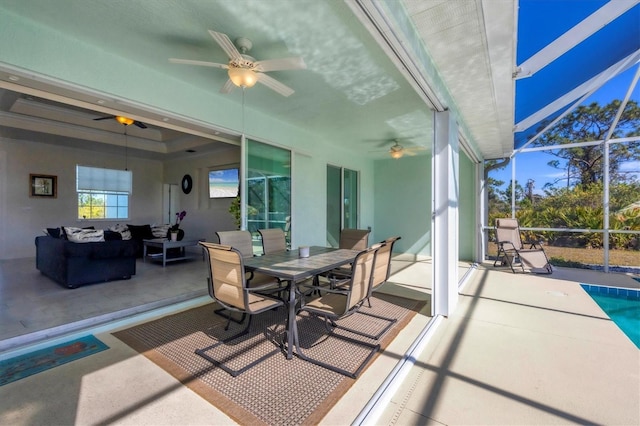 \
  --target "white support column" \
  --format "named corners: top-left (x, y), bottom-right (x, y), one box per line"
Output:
top-left (432, 110), bottom-right (459, 316)
top-left (603, 140), bottom-right (610, 273)
top-left (477, 161), bottom-right (486, 263)
top-left (240, 134), bottom-right (247, 231)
